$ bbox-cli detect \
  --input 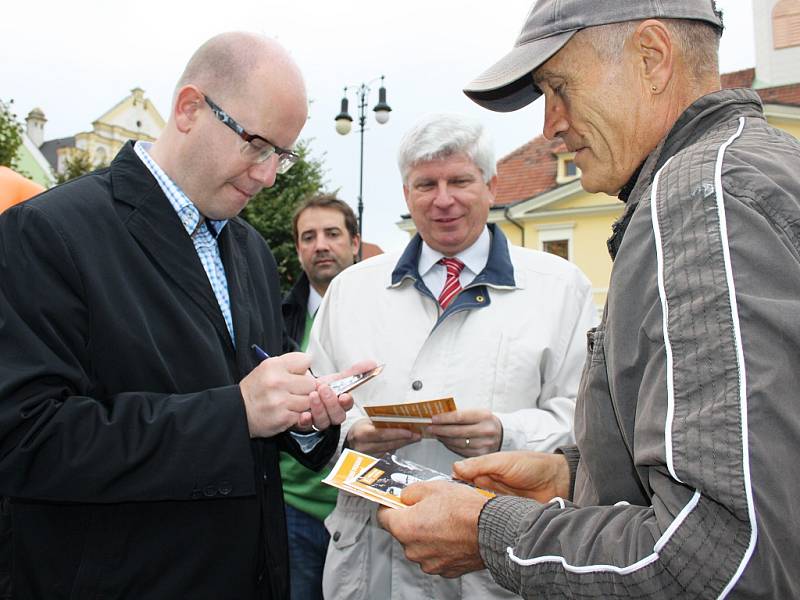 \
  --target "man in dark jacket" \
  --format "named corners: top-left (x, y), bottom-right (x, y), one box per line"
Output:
top-left (379, 0), bottom-right (800, 597)
top-left (283, 195), bottom-right (360, 350)
top-left (280, 195), bottom-right (360, 600)
top-left (0, 32), bottom-right (368, 600)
